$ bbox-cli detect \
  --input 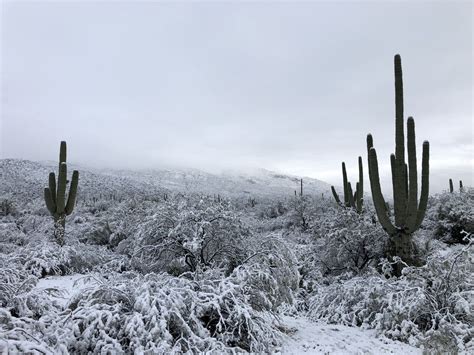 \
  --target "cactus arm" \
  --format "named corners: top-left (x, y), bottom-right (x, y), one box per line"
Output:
top-left (48, 172), bottom-right (57, 204)
top-left (413, 141), bottom-right (429, 231)
top-left (342, 162), bottom-right (349, 206)
top-left (366, 134), bottom-right (376, 199)
top-left (368, 147), bottom-right (396, 234)
top-left (331, 186), bottom-right (342, 205)
top-left (393, 54), bottom-right (408, 226)
top-left (394, 54), bottom-right (405, 166)
top-left (59, 141), bottom-right (67, 165)
top-left (44, 188), bottom-right (56, 214)
top-left (65, 170), bottom-right (79, 215)
top-left (347, 182), bottom-right (355, 208)
top-left (56, 162), bottom-right (67, 214)
top-left (406, 117), bottom-right (418, 231)
top-left (357, 156), bottom-right (363, 213)
top-left (354, 183), bottom-right (358, 204)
